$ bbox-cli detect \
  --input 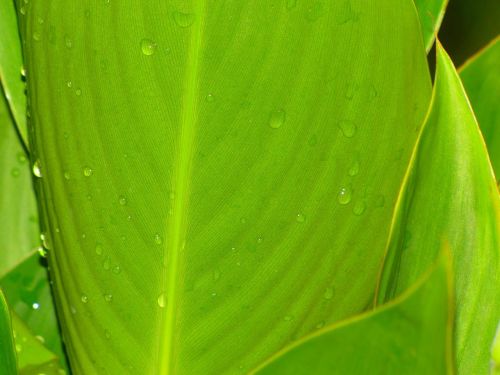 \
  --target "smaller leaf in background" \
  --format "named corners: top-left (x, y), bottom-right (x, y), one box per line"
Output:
top-left (254, 253), bottom-right (453, 375)
top-left (11, 312), bottom-right (65, 374)
top-left (1, 252), bottom-right (69, 372)
top-left (0, 89), bottom-right (39, 276)
top-left (415, 0), bottom-right (448, 52)
top-left (0, 289), bottom-right (17, 375)
top-left (376, 42), bottom-right (500, 375)
top-left (459, 37), bottom-right (500, 183)
top-left (0, 0), bottom-right (28, 146)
